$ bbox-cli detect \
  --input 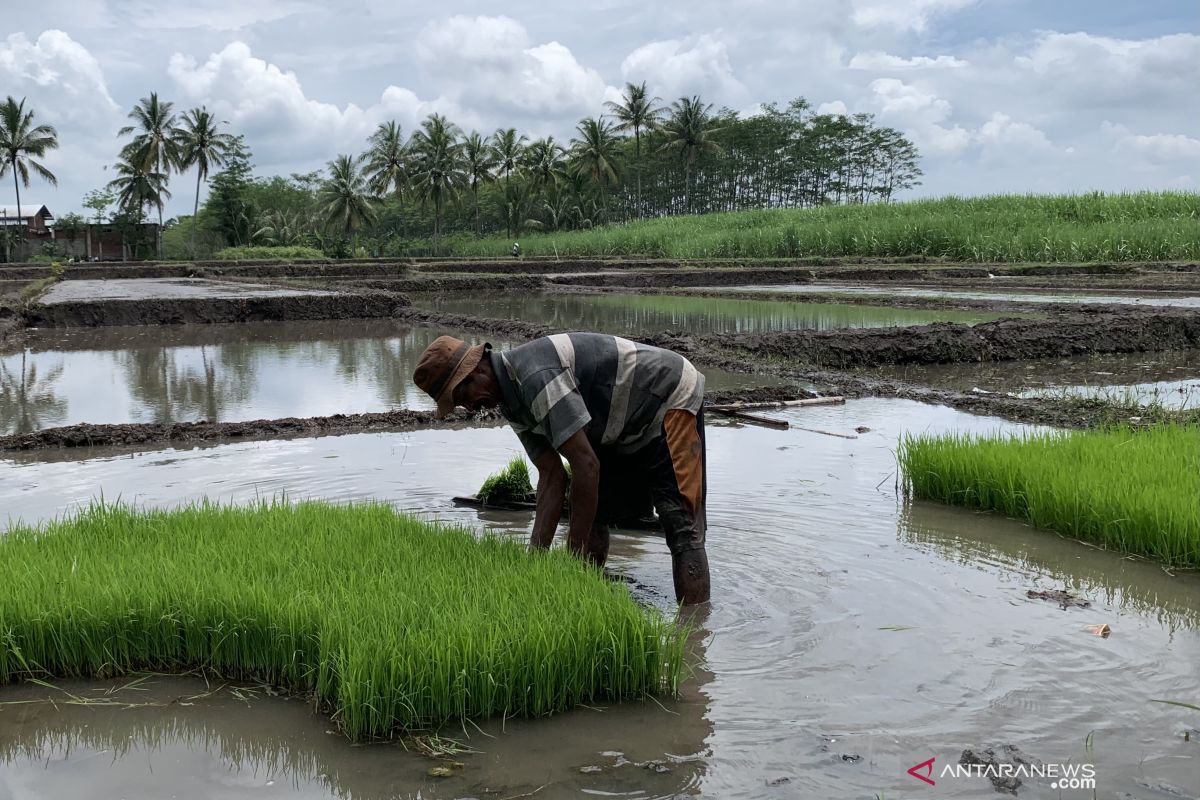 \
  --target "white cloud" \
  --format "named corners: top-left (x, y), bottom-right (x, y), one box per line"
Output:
top-left (0, 30), bottom-right (118, 116)
top-left (848, 51), bottom-right (967, 70)
top-left (620, 34), bottom-right (746, 104)
top-left (869, 78), bottom-right (951, 119)
top-left (816, 100), bottom-right (848, 116)
top-left (1103, 122), bottom-right (1200, 162)
top-left (977, 112), bottom-right (1051, 150)
top-left (123, 0), bottom-right (317, 31)
top-left (850, 0), bottom-right (977, 32)
top-left (416, 16), bottom-right (615, 118)
top-left (167, 42), bottom-right (463, 168)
